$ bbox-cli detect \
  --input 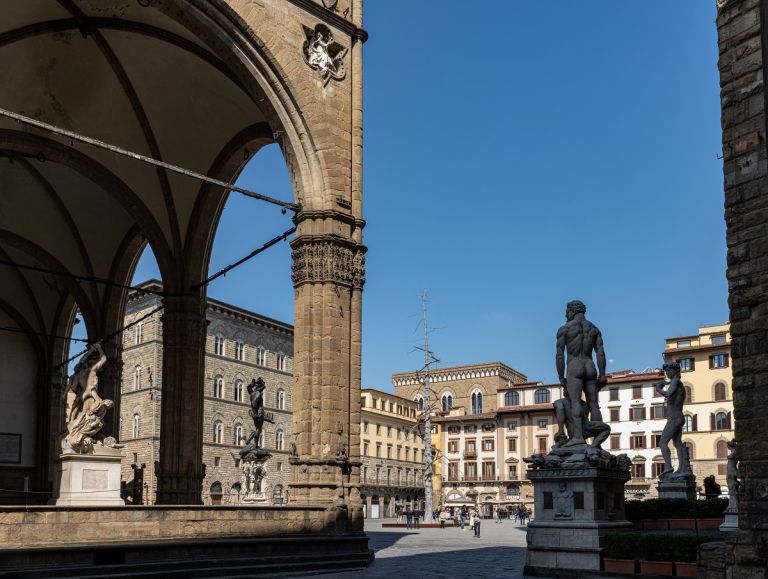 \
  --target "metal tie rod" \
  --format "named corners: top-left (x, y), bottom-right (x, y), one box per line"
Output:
top-left (0, 107), bottom-right (300, 213)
